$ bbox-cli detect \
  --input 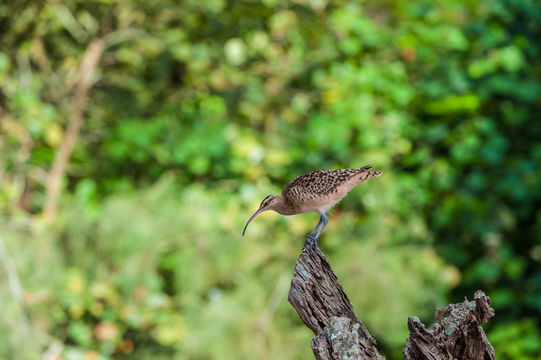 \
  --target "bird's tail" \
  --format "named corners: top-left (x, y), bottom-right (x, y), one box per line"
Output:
top-left (358, 165), bottom-right (382, 181)
top-left (361, 171), bottom-right (382, 180)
